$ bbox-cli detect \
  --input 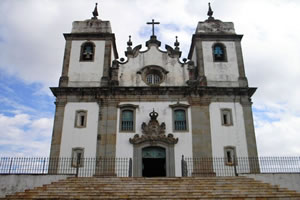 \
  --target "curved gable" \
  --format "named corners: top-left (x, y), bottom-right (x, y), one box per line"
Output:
top-left (118, 44), bottom-right (190, 87)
